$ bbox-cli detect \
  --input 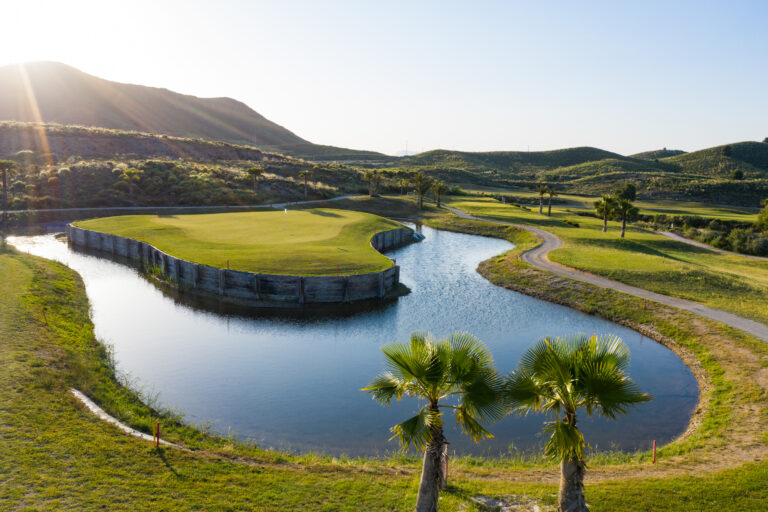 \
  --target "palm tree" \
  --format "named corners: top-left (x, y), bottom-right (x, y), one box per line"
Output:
top-left (116, 167), bottom-right (143, 204)
top-left (411, 172), bottom-right (433, 210)
top-left (546, 187), bottom-right (558, 216)
top-left (0, 160), bottom-right (18, 225)
top-left (245, 166), bottom-right (264, 194)
top-left (537, 184), bottom-right (548, 215)
top-left (505, 334), bottom-right (651, 512)
top-left (431, 180), bottom-right (449, 208)
top-left (614, 198), bottom-right (639, 238)
top-left (363, 332), bottom-right (505, 512)
top-left (593, 195), bottom-right (616, 233)
top-left (298, 170), bottom-right (312, 199)
top-left (399, 177), bottom-right (411, 195)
